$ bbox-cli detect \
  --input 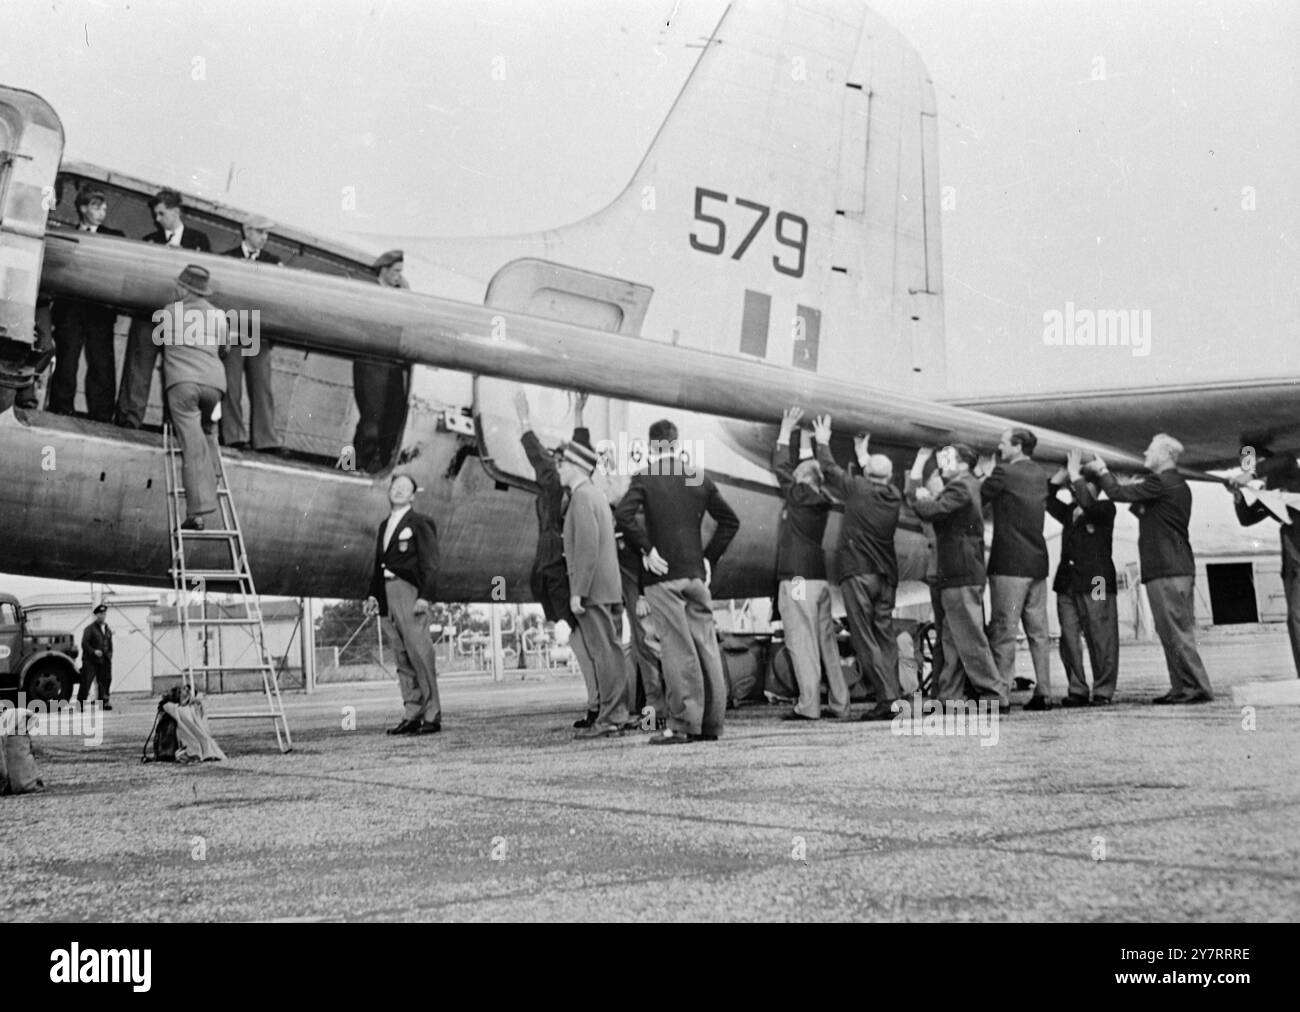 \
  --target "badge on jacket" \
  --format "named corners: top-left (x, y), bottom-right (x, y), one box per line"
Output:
top-left (397, 529), bottom-right (412, 552)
